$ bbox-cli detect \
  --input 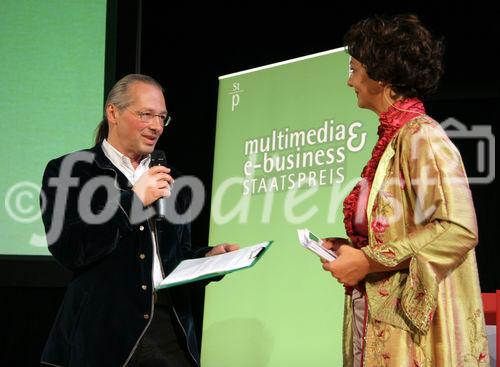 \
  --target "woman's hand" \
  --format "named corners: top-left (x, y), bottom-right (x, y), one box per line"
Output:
top-left (322, 237), bottom-right (350, 252)
top-left (322, 245), bottom-right (371, 286)
top-left (320, 237), bottom-right (350, 264)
